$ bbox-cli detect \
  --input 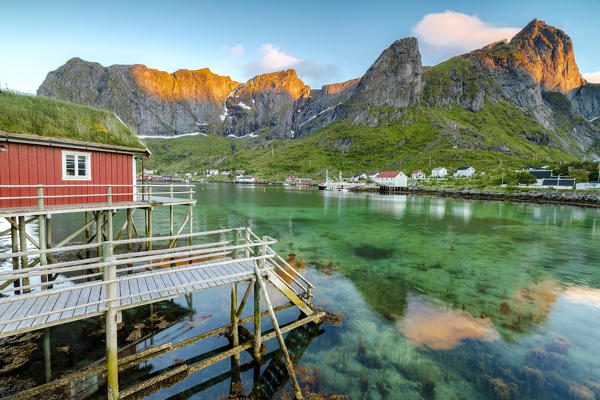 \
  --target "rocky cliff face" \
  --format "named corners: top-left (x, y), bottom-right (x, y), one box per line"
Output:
top-left (37, 19), bottom-right (598, 155)
top-left (568, 84), bottom-right (600, 121)
top-left (223, 69), bottom-right (310, 139)
top-left (471, 19), bottom-right (586, 94)
top-left (344, 38), bottom-right (423, 125)
top-left (37, 58), bottom-right (240, 136)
